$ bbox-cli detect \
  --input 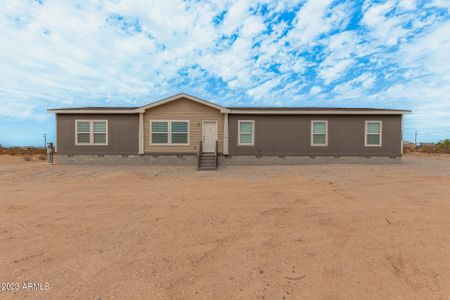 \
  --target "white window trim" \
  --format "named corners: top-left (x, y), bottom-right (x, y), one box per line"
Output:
top-left (75, 120), bottom-right (108, 146)
top-left (150, 119), bottom-right (170, 146)
top-left (149, 120), bottom-right (190, 146)
top-left (365, 120), bottom-right (383, 147)
top-left (311, 120), bottom-right (328, 147)
top-left (238, 120), bottom-right (255, 146)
